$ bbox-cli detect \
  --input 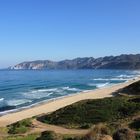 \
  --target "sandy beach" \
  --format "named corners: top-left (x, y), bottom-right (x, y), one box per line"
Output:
top-left (0, 78), bottom-right (139, 127)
